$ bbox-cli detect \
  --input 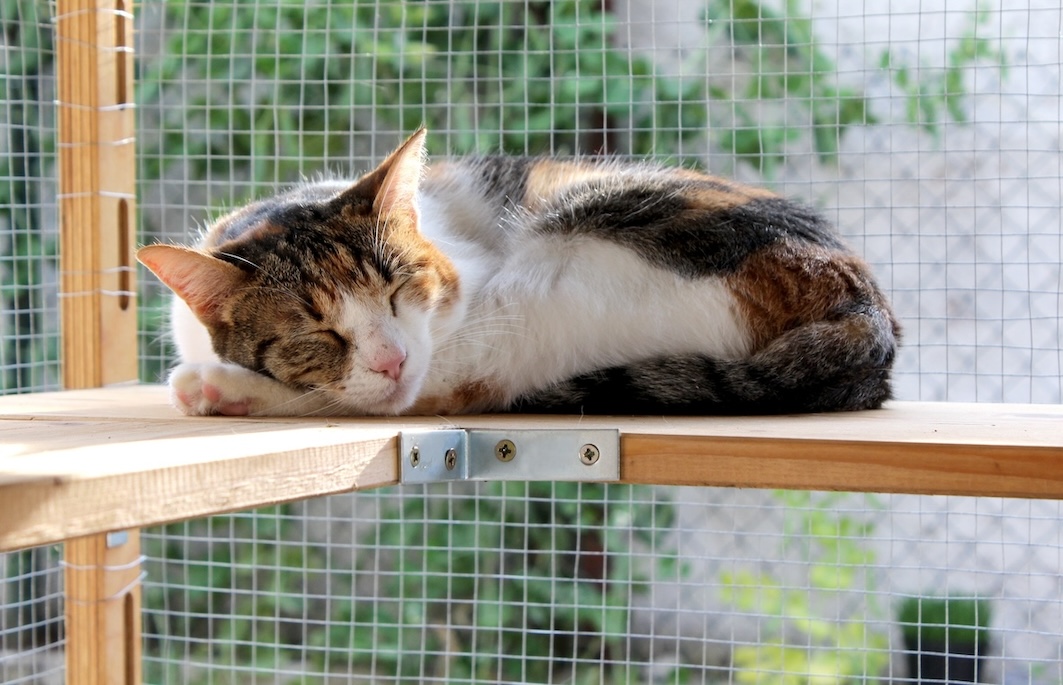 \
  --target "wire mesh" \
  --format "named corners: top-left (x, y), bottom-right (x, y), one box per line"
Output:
top-left (138, 487), bottom-right (1063, 683)
top-left (1, 0), bottom-right (1061, 683)
top-left (130, 1), bottom-right (1062, 681)
top-left (0, 1), bottom-right (63, 682)
top-left (132, 0), bottom-right (1063, 403)
top-left (0, 546), bottom-right (63, 684)
top-left (0, 0), bottom-right (60, 394)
